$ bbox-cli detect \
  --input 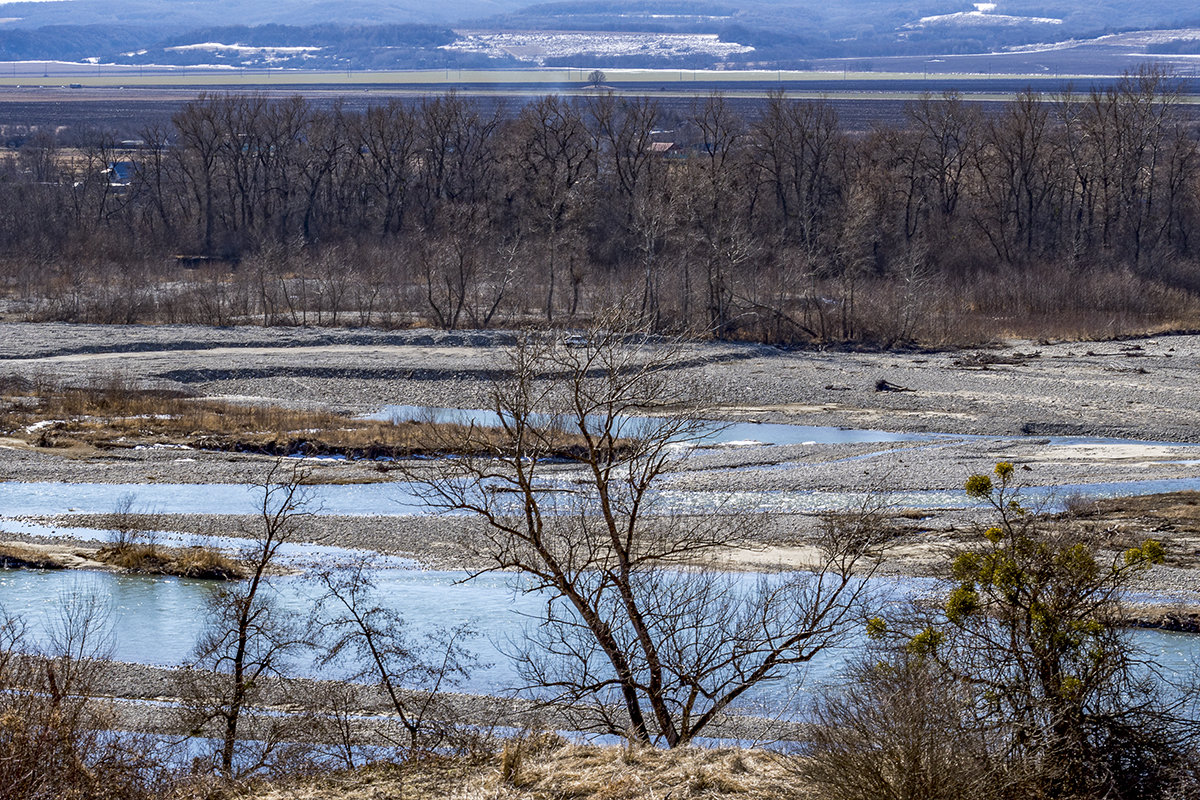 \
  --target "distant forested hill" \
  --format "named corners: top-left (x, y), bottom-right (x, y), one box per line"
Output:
top-left (0, 0), bottom-right (532, 28)
top-left (0, 0), bottom-right (1198, 68)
